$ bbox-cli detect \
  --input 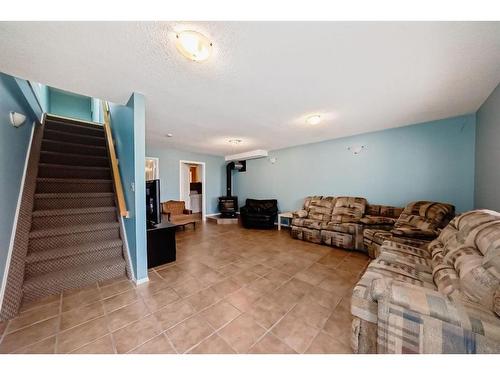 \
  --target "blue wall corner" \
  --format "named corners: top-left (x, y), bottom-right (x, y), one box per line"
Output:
top-left (109, 92), bottom-right (147, 281)
top-left (234, 114), bottom-right (477, 214)
top-left (0, 72), bottom-right (36, 289)
top-left (475, 83), bottom-right (500, 211)
top-left (49, 88), bottom-right (92, 121)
